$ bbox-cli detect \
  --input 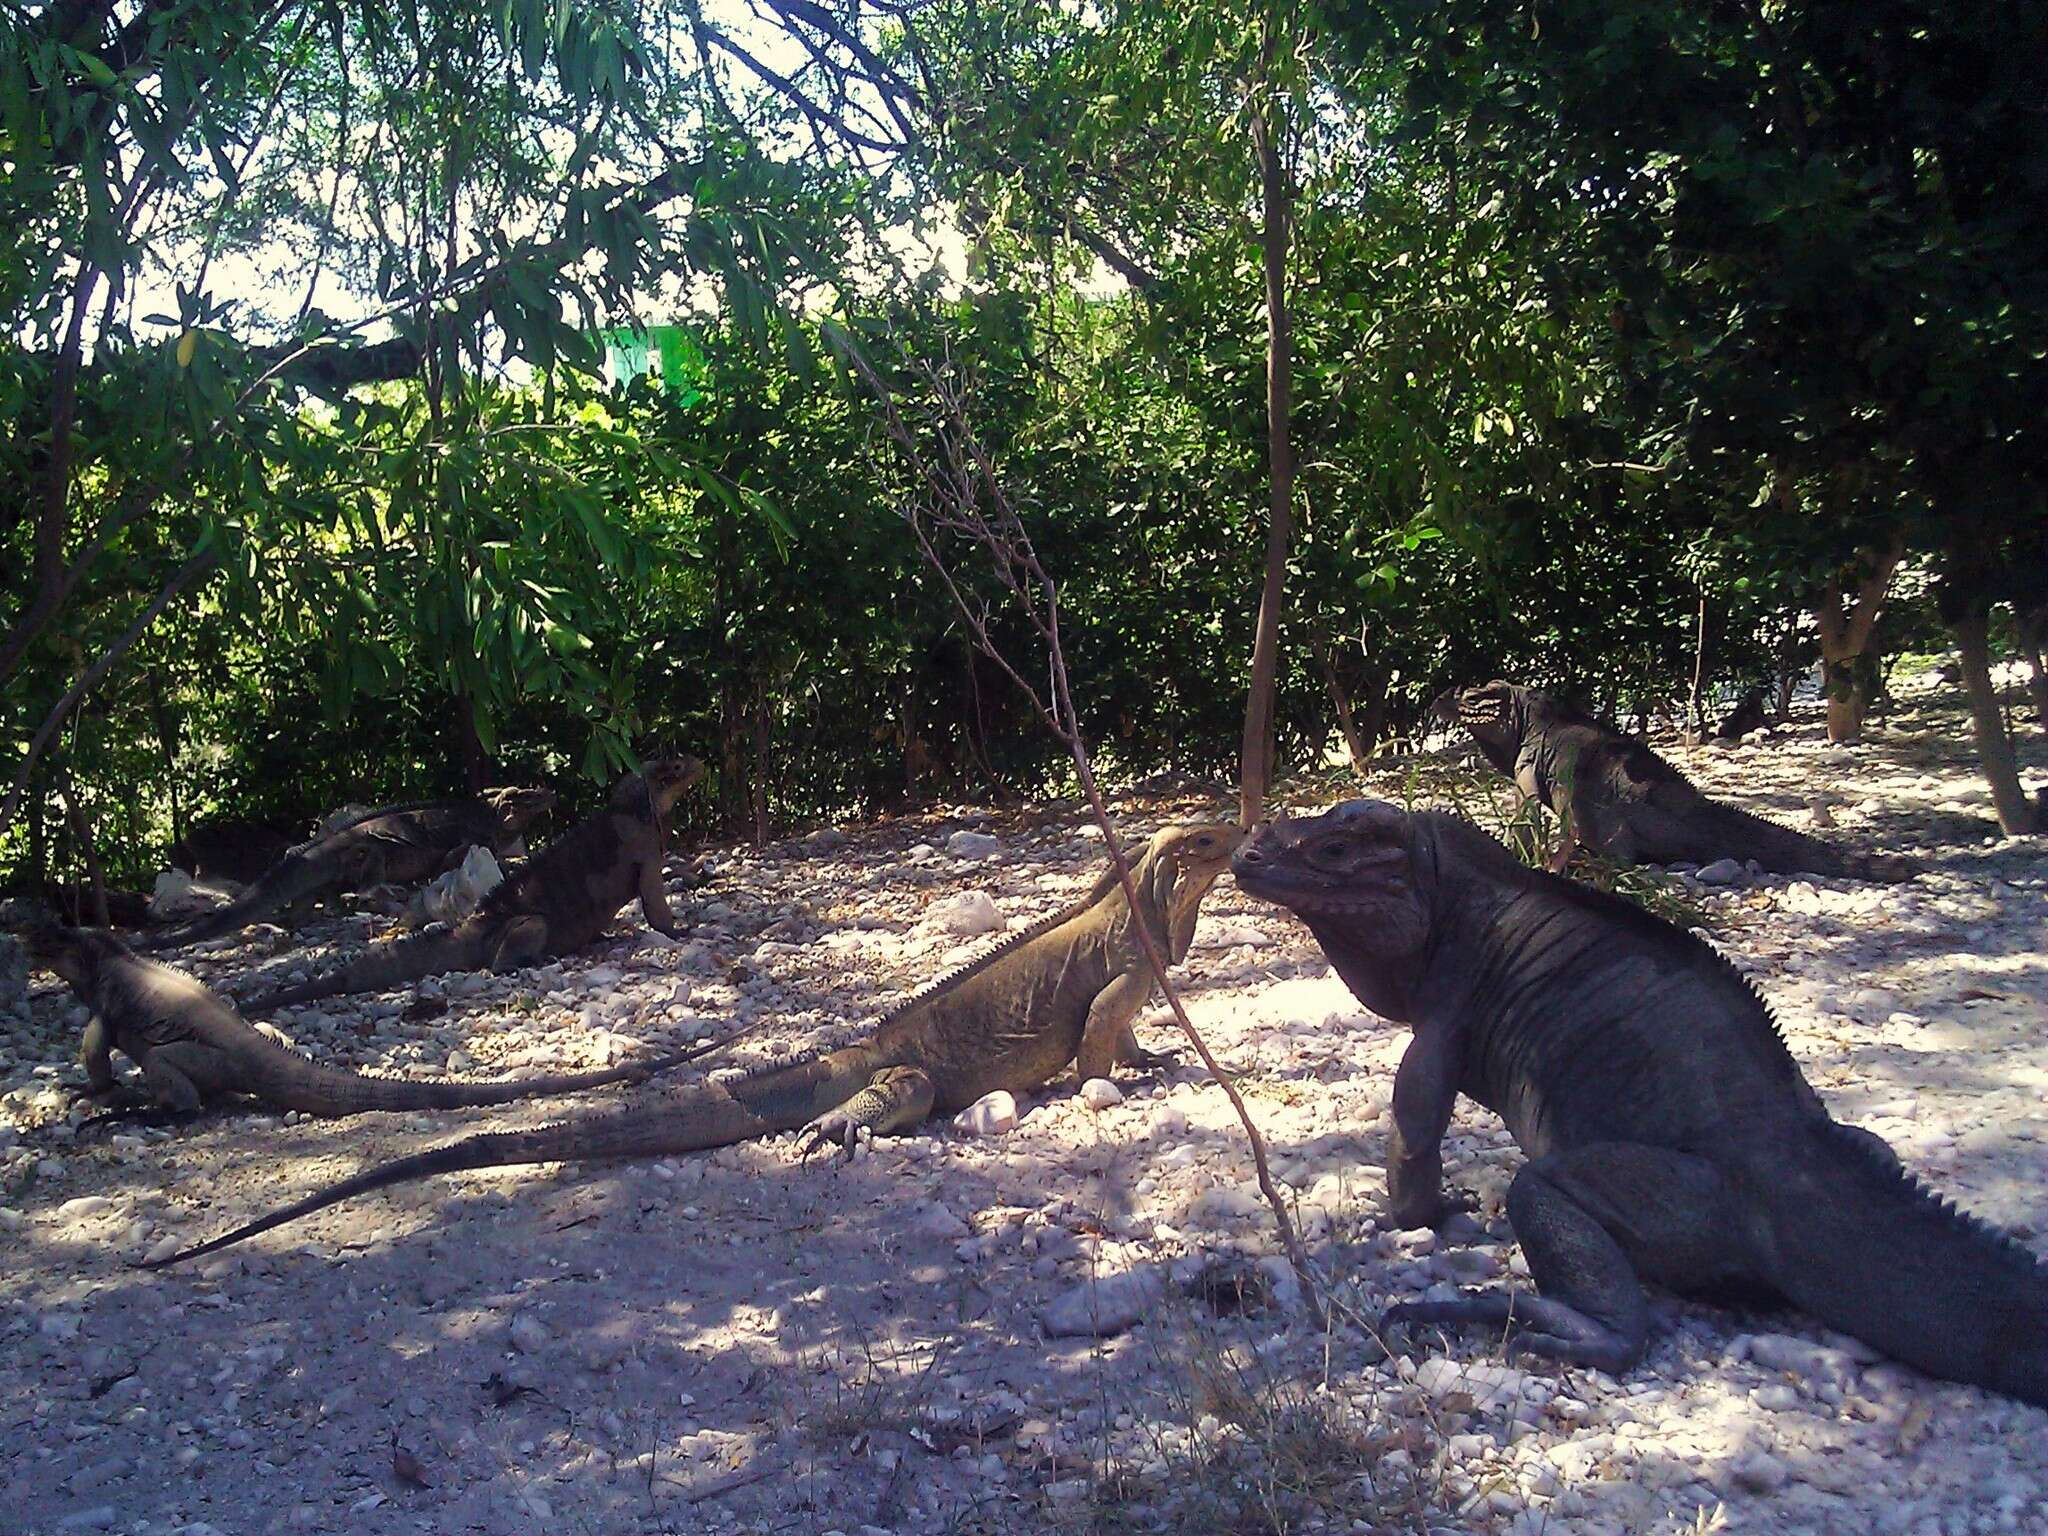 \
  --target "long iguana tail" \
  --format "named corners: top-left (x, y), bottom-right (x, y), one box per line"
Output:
top-left (240, 928), bottom-right (490, 1013)
top-left (143, 1065), bottom-right (829, 1268)
top-left (144, 854), bottom-right (335, 950)
top-left (1696, 800), bottom-right (1918, 883)
top-left (1756, 1120), bottom-right (2048, 1406)
top-left (248, 1050), bottom-right (684, 1117)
